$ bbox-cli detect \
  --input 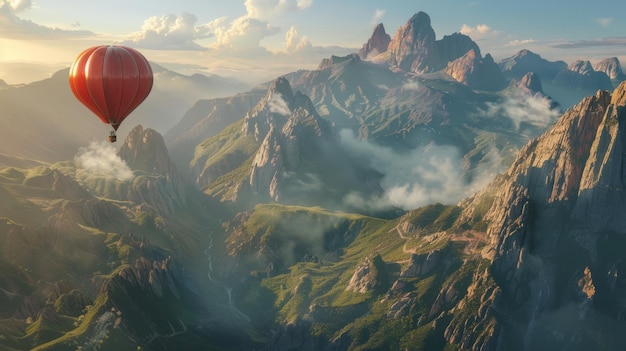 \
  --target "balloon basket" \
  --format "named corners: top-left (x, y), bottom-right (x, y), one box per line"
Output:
top-left (108, 131), bottom-right (117, 143)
